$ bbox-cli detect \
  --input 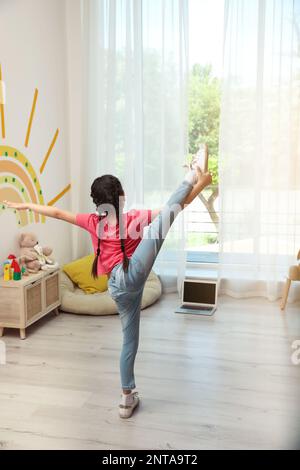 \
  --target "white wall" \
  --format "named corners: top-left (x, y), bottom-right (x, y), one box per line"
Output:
top-left (0, 0), bottom-right (72, 267)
